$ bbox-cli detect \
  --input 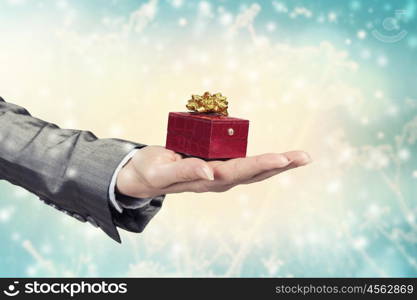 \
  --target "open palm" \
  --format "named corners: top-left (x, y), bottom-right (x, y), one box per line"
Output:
top-left (116, 145), bottom-right (311, 199)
